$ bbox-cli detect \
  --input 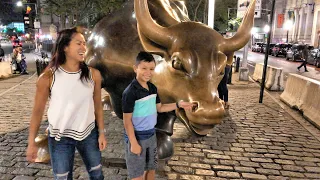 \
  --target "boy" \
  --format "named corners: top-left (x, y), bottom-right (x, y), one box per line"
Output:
top-left (122, 51), bottom-right (194, 180)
